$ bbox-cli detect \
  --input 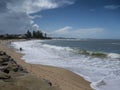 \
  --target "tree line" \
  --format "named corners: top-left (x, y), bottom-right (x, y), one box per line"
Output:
top-left (0, 30), bottom-right (51, 39)
top-left (25, 30), bottom-right (47, 39)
